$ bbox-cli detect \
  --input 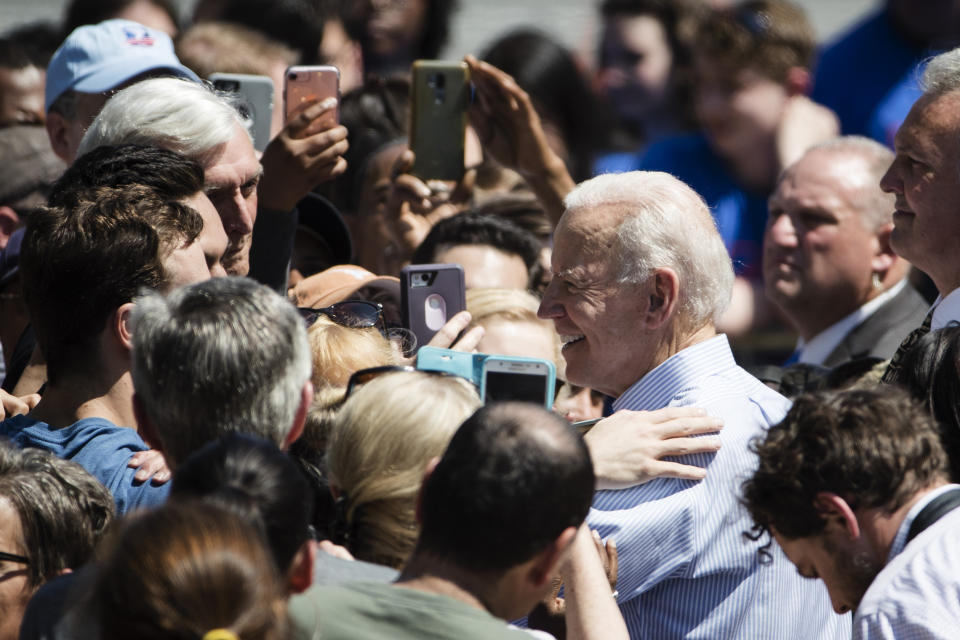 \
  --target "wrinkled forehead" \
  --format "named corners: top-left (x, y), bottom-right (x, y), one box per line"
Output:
top-left (553, 205), bottom-right (626, 272)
